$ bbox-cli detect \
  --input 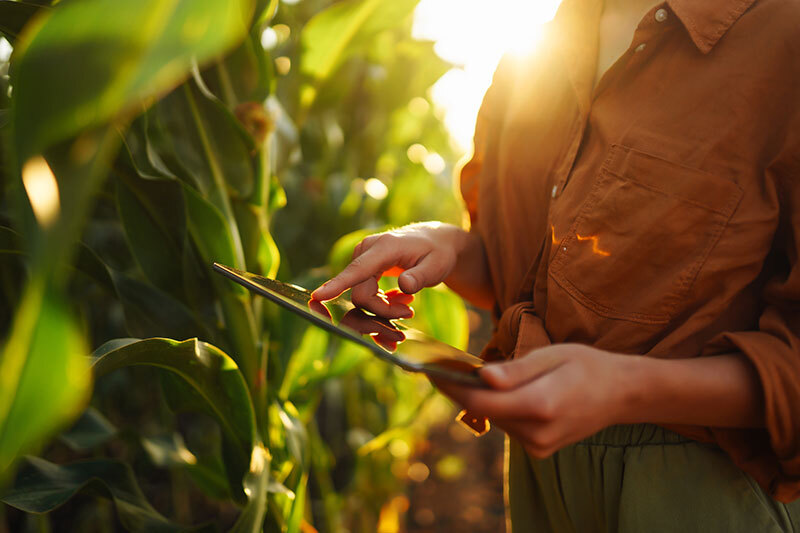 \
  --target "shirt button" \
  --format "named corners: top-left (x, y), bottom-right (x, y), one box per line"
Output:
top-left (634, 43), bottom-right (647, 53)
top-left (655, 8), bottom-right (668, 22)
top-left (551, 185), bottom-right (558, 198)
